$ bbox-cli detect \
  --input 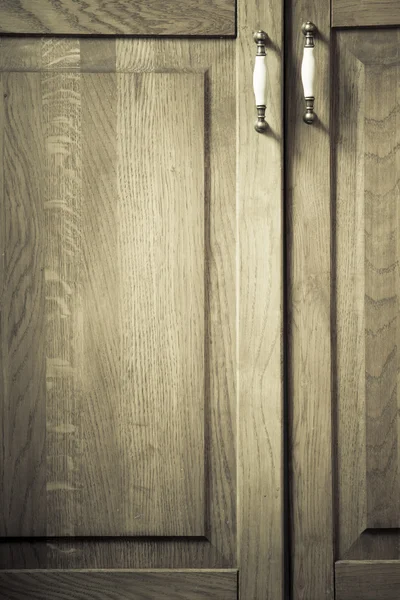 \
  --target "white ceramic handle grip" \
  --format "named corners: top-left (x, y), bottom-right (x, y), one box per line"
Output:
top-left (254, 55), bottom-right (267, 106)
top-left (253, 30), bottom-right (268, 133)
top-left (301, 22), bottom-right (316, 124)
top-left (301, 47), bottom-right (315, 98)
